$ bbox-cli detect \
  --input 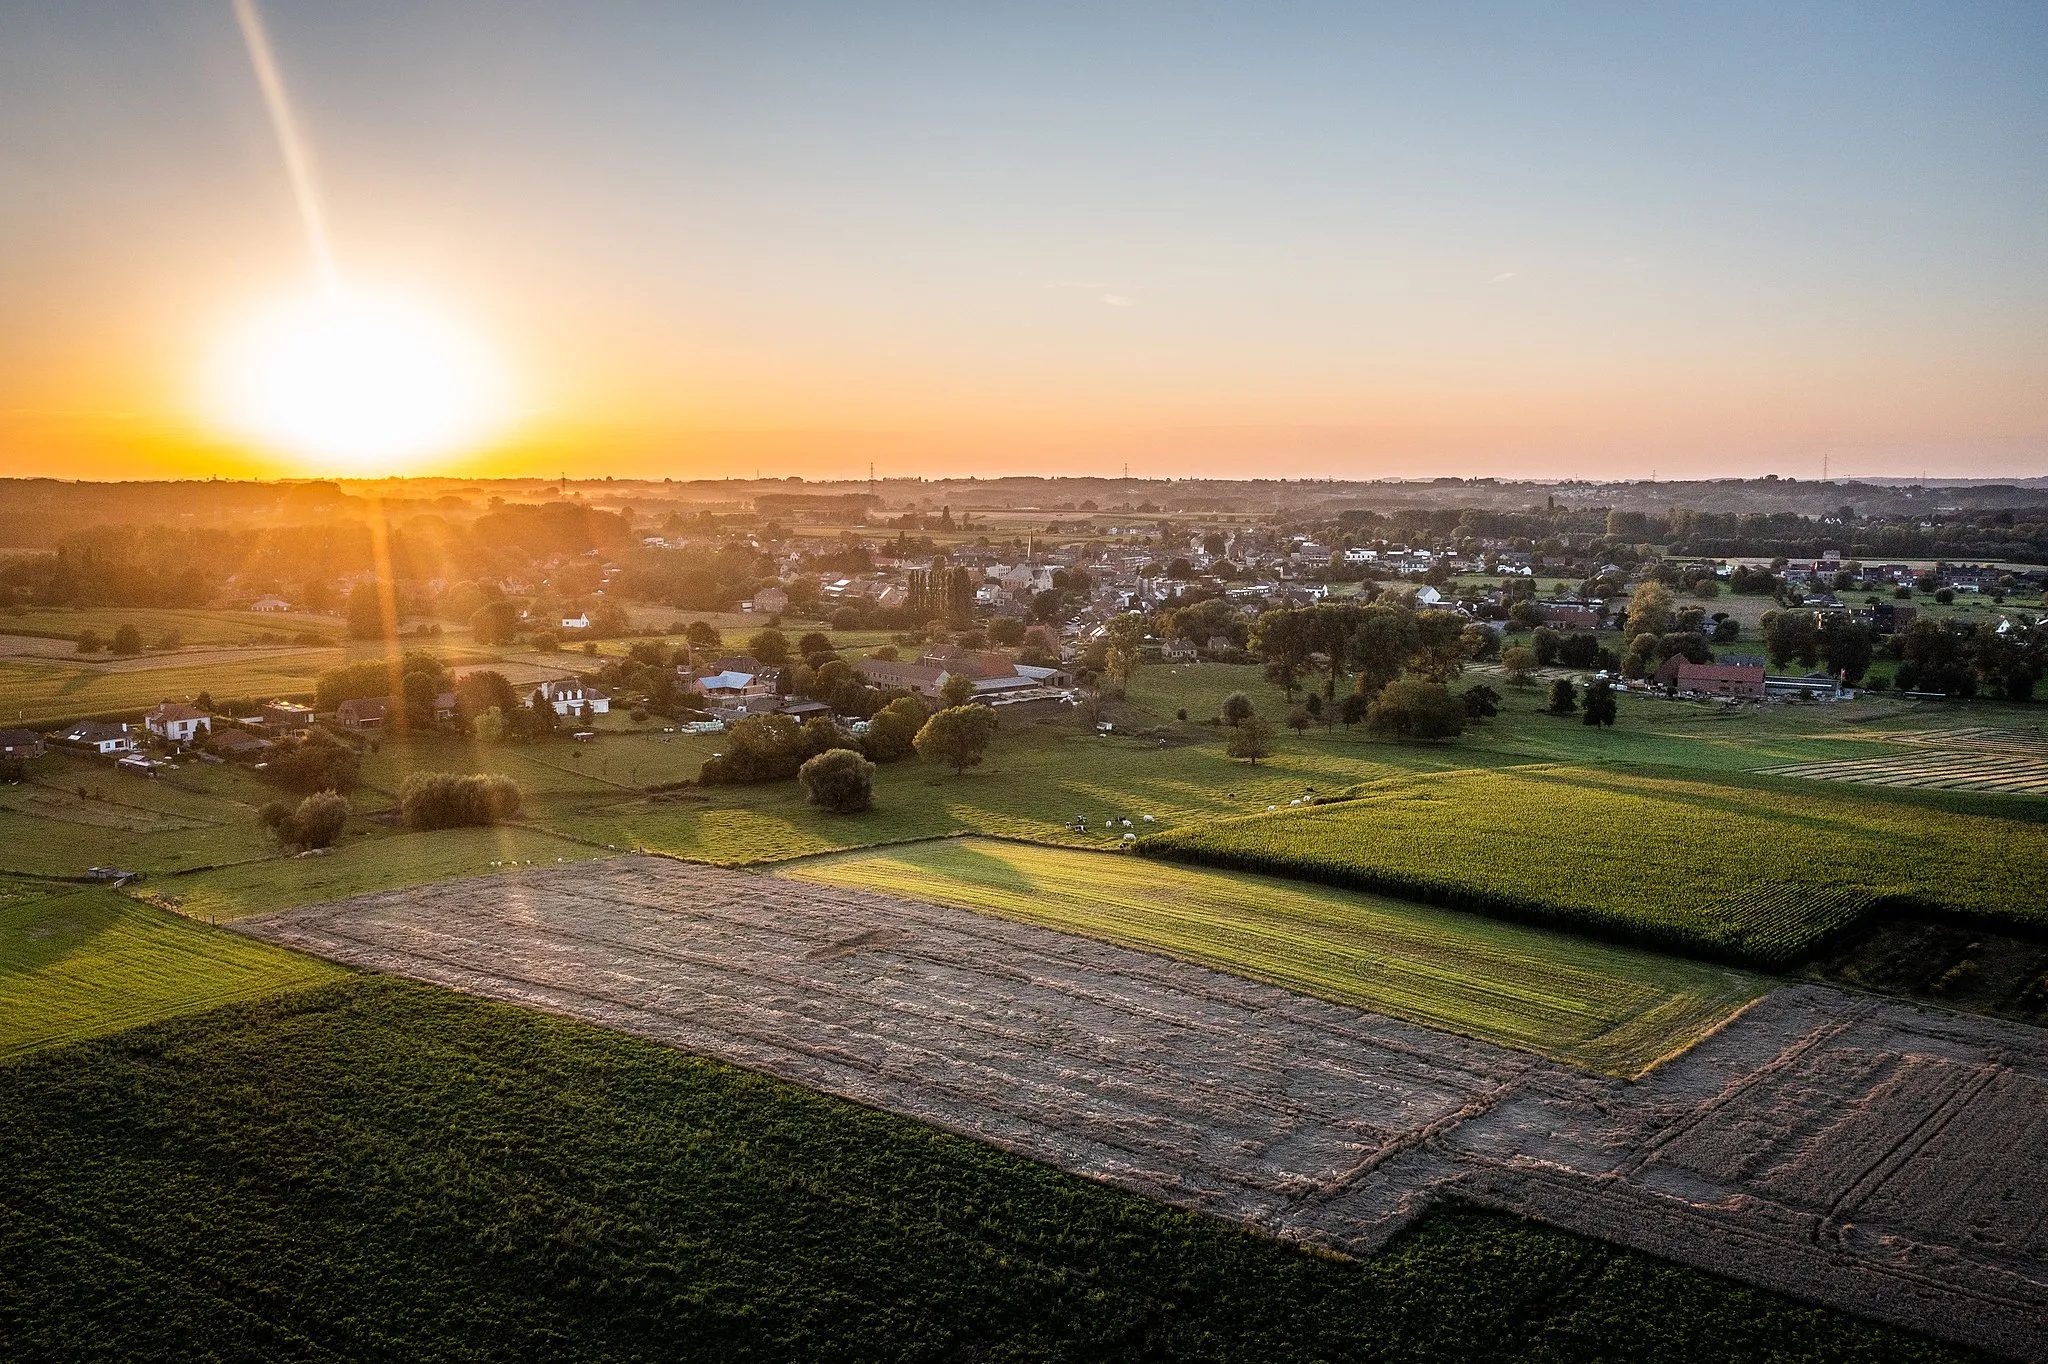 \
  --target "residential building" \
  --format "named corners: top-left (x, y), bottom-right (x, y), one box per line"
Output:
top-left (560, 613), bottom-right (592, 630)
top-left (144, 701), bottom-right (213, 745)
top-left (262, 700), bottom-right (316, 732)
top-left (0, 729), bottom-right (45, 760)
top-left (336, 697), bottom-right (390, 731)
top-left (751, 586), bottom-right (790, 614)
top-left (210, 729), bottom-right (271, 758)
top-left (533, 679), bottom-right (611, 716)
top-left (249, 595), bottom-right (291, 612)
top-left (53, 721), bottom-right (137, 754)
top-left (1536, 603), bottom-right (1601, 630)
